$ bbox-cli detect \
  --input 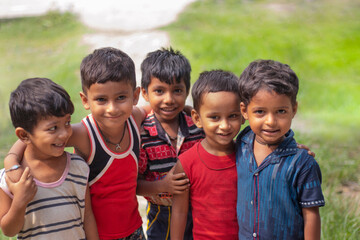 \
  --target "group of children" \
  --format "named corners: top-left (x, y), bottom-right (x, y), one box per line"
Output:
top-left (0, 46), bottom-right (325, 240)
